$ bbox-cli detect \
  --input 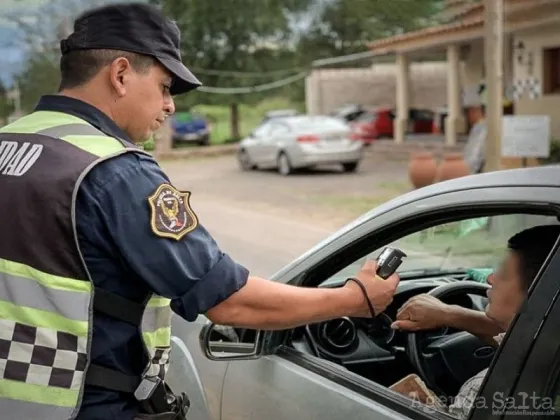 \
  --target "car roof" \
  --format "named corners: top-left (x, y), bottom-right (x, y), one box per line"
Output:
top-left (265, 109), bottom-right (298, 117)
top-left (358, 165), bottom-right (560, 221)
top-left (276, 115), bottom-right (339, 124)
top-left (270, 165), bottom-right (560, 280)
